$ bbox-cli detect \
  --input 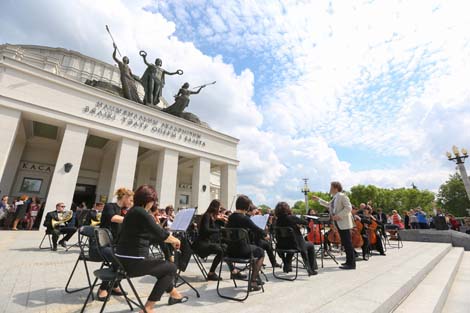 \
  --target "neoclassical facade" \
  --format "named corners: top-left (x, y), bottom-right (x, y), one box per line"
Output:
top-left (0, 44), bottom-right (238, 226)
